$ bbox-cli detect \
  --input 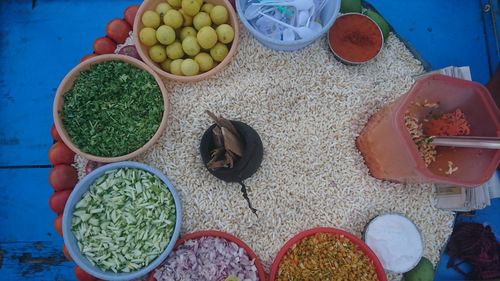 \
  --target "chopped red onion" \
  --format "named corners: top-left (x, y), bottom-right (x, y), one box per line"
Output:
top-left (153, 236), bottom-right (259, 281)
